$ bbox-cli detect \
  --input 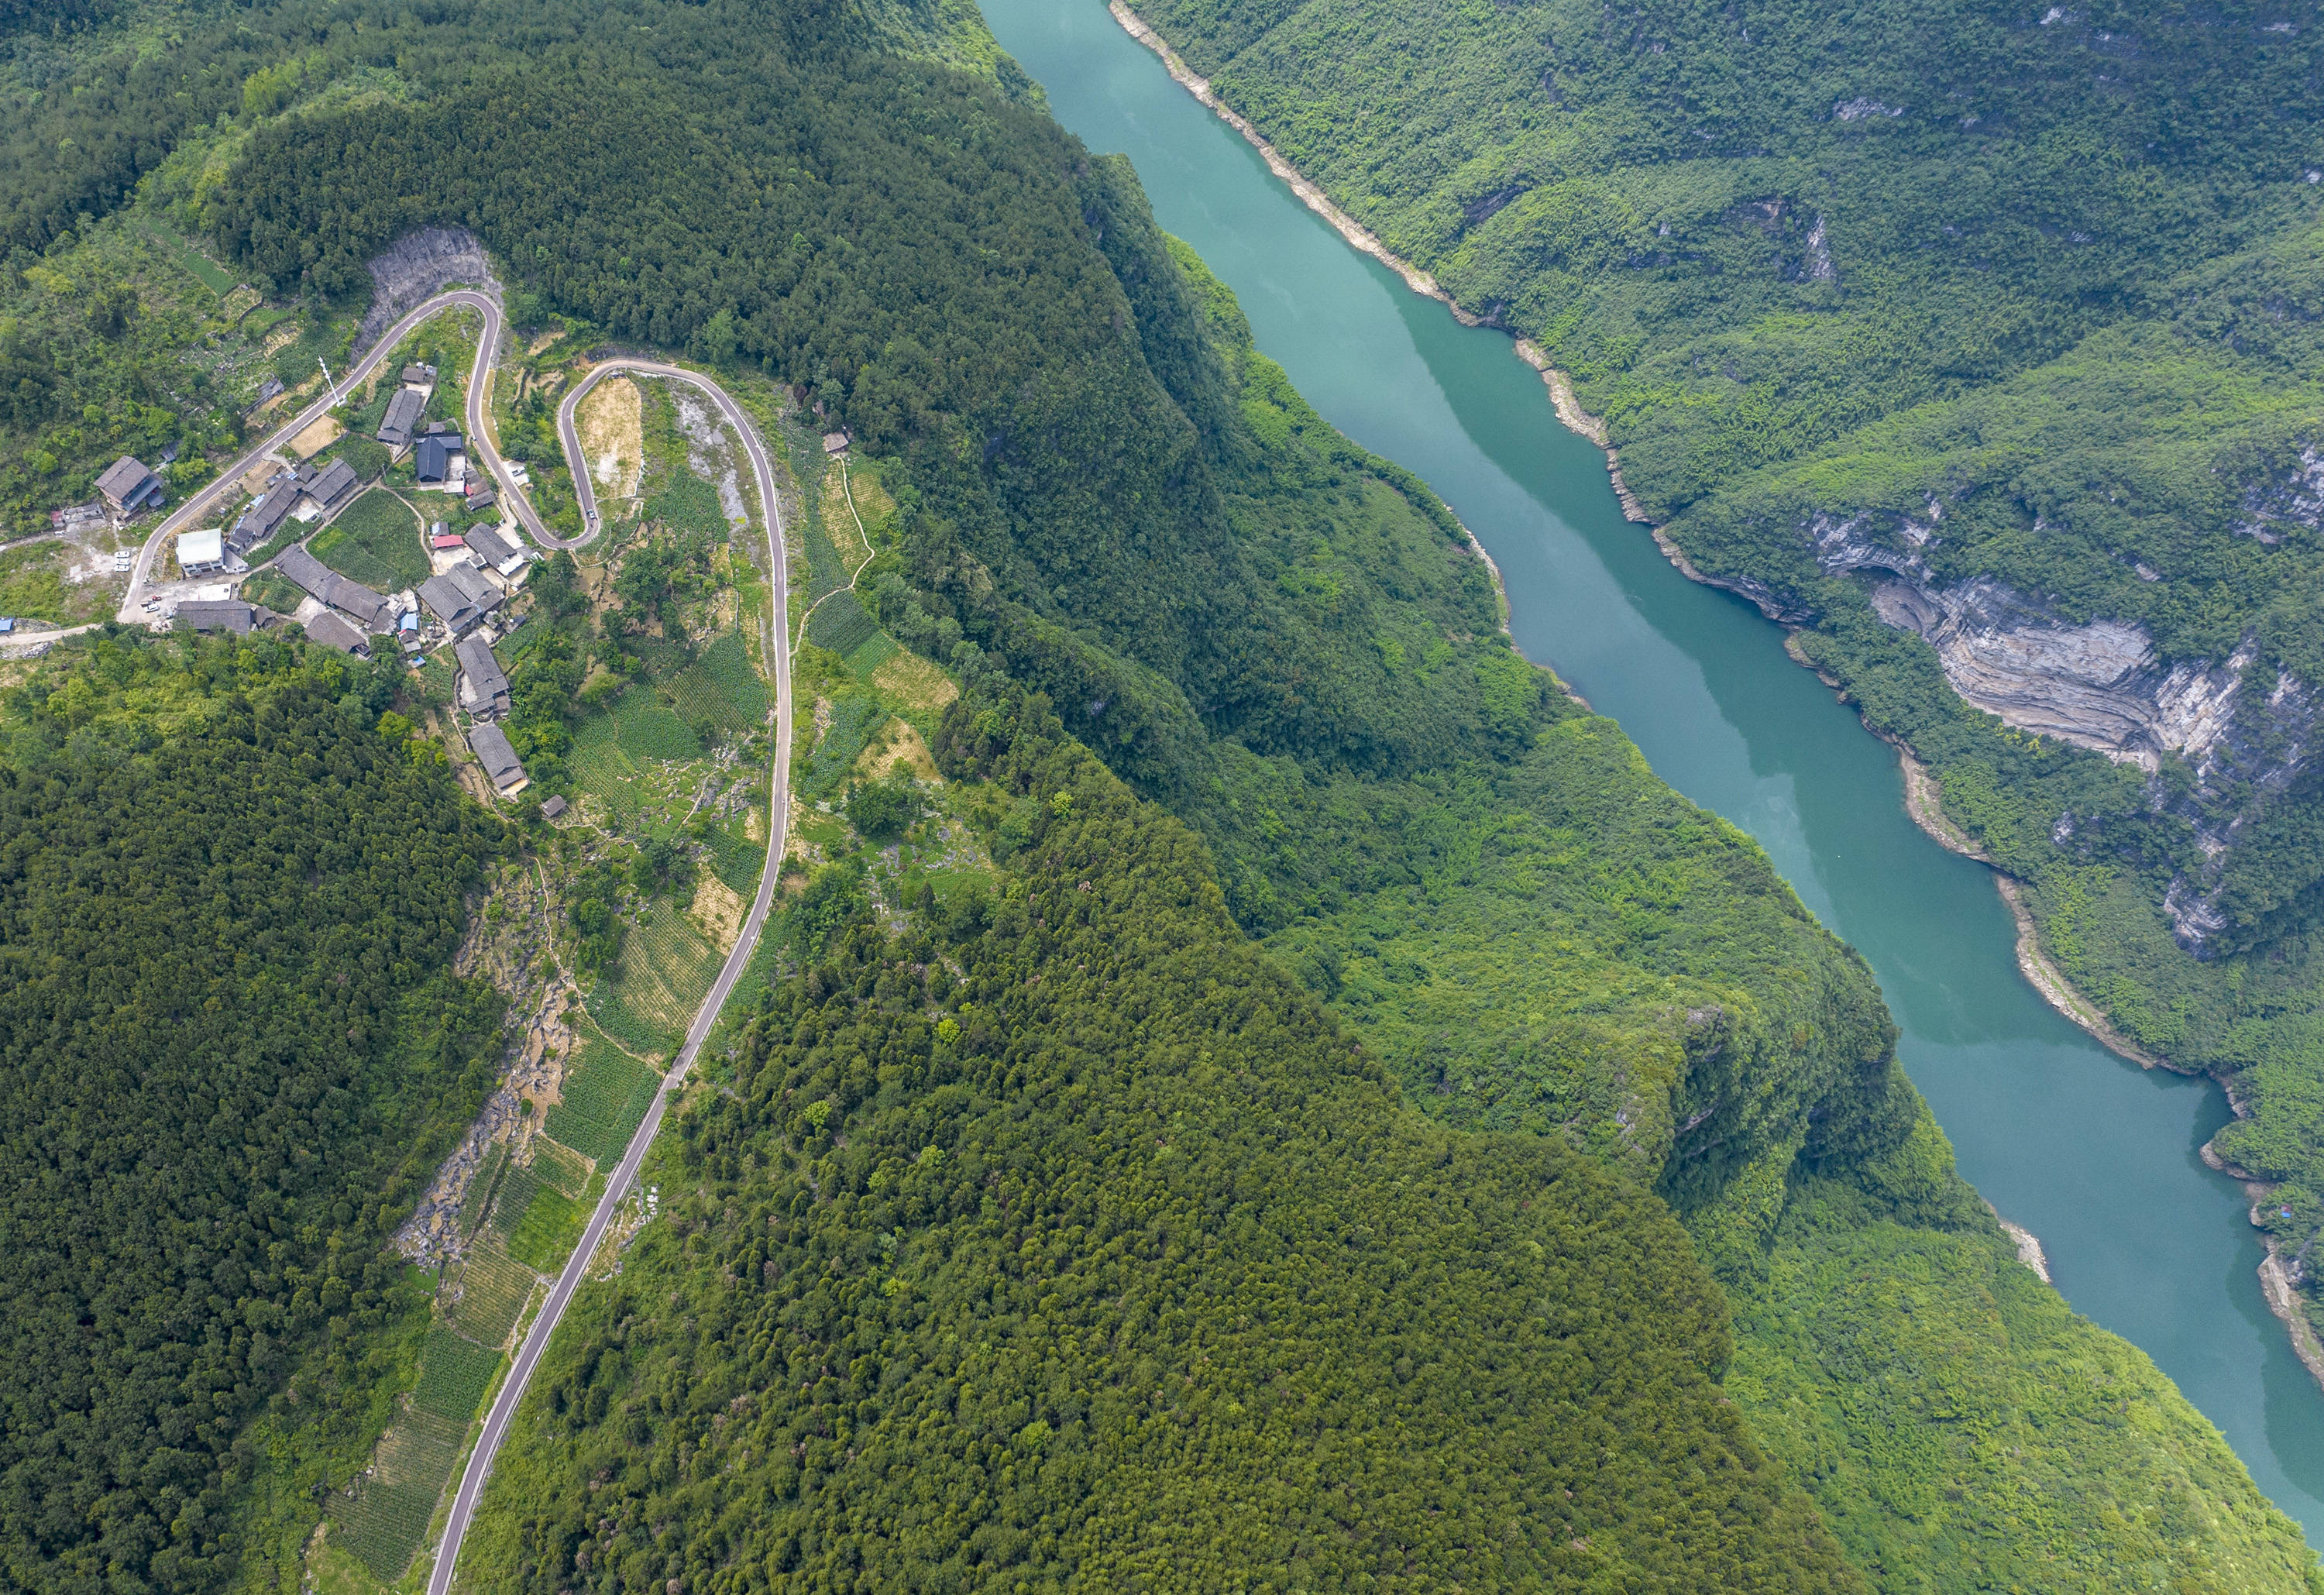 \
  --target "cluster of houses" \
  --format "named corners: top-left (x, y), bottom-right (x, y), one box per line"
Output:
top-left (219, 455), bottom-right (362, 562)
